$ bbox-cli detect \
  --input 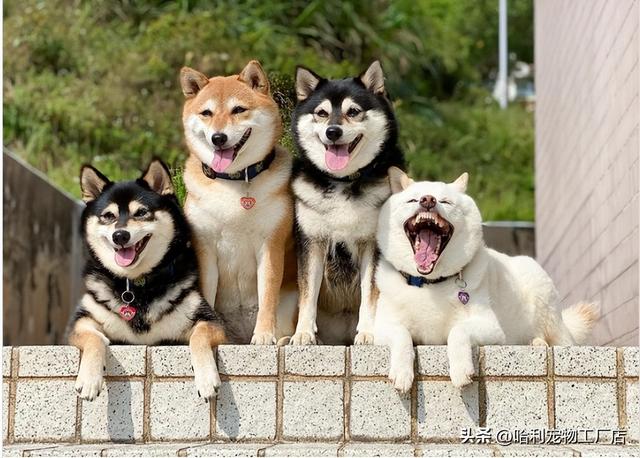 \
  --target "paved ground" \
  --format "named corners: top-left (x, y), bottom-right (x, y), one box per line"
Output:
top-left (3, 443), bottom-right (640, 457)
